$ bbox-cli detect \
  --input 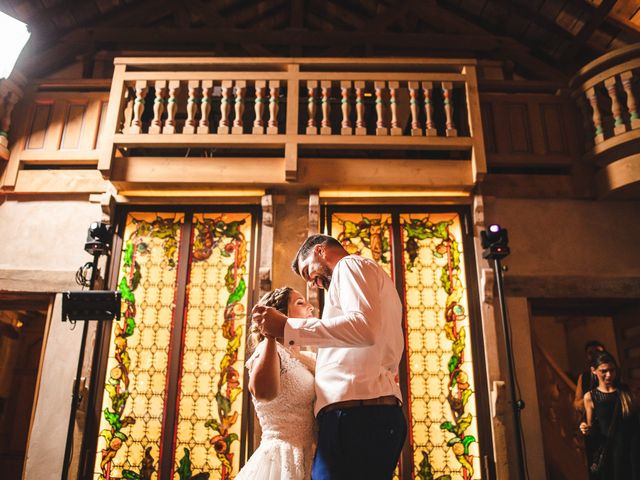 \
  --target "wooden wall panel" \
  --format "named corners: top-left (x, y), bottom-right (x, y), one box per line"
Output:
top-left (25, 103), bottom-right (51, 150)
top-left (481, 92), bottom-right (580, 169)
top-left (506, 103), bottom-right (531, 153)
top-left (540, 103), bottom-right (567, 154)
top-left (61, 103), bottom-right (87, 150)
